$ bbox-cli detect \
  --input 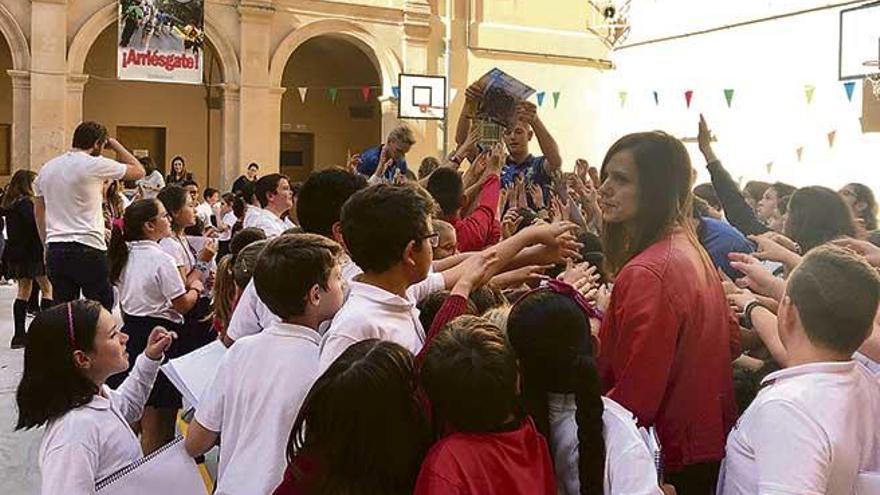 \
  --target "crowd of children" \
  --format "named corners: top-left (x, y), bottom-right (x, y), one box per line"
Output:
top-left (8, 83), bottom-right (880, 495)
